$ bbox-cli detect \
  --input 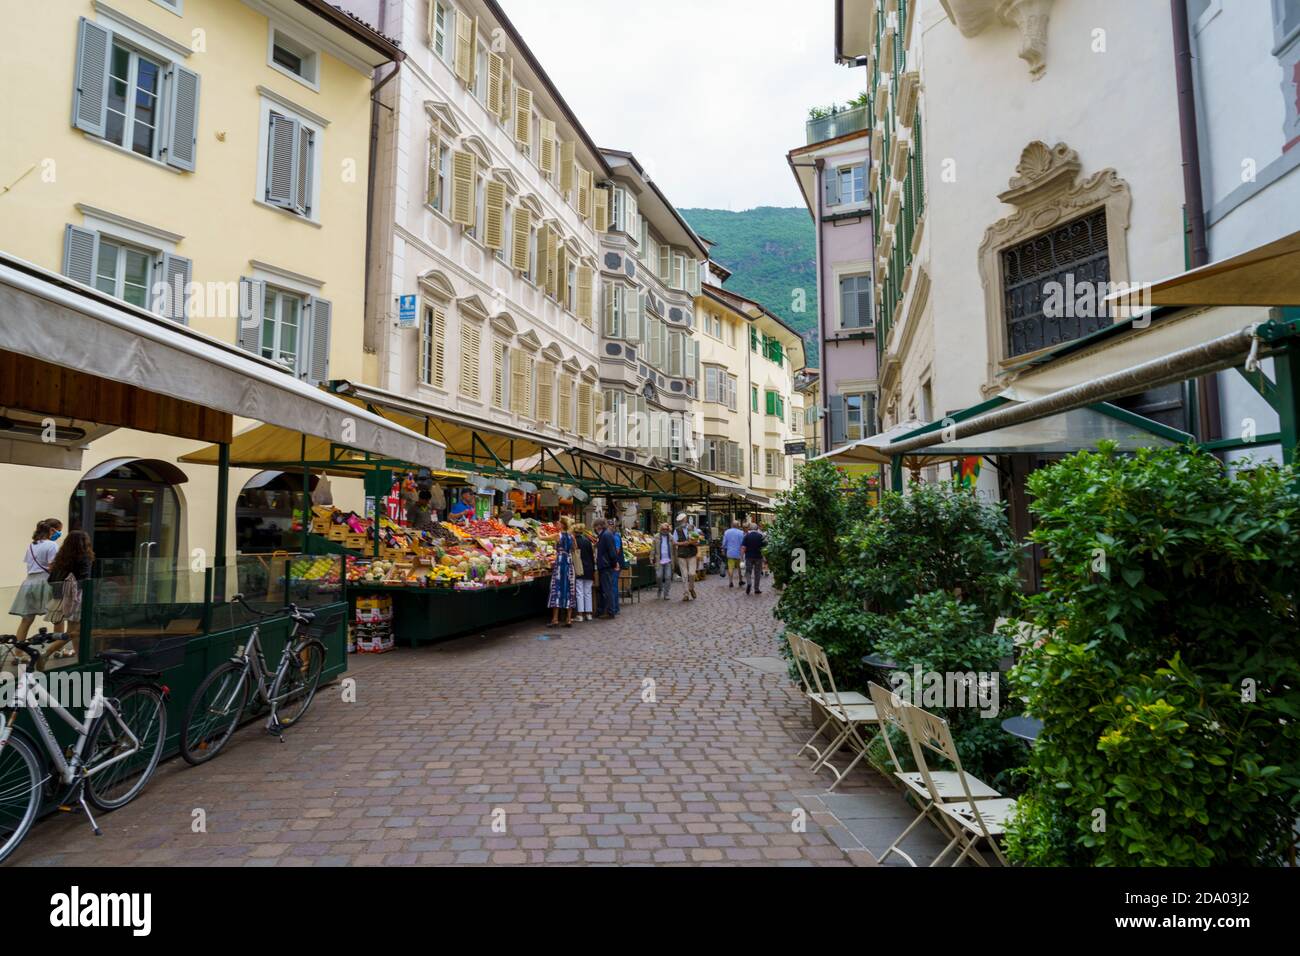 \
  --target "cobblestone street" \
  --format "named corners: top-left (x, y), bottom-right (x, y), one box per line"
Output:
top-left (11, 574), bottom-right (907, 867)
